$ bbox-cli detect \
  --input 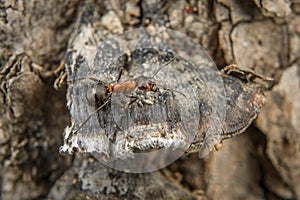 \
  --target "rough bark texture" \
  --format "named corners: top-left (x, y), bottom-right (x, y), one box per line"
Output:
top-left (0, 0), bottom-right (299, 199)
